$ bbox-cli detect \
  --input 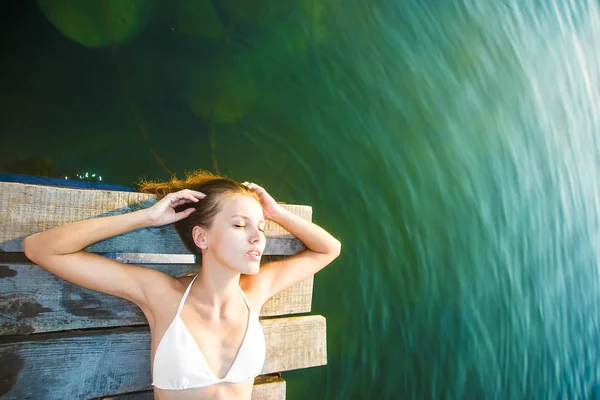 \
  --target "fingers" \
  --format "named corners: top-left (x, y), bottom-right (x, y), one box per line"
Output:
top-left (182, 189), bottom-right (205, 199)
top-left (175, 189), bottom-right (205, 198)
top-left (171, 198), bottom-right (194, 208)
top-left (167, 189), bottom-right (205, 202)
top-left (172, 206), bottom-right (197, 223)
top-left (242, 181), bottom-right (263, 191)
top-left (181, 207), bottom-right (197, 218)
